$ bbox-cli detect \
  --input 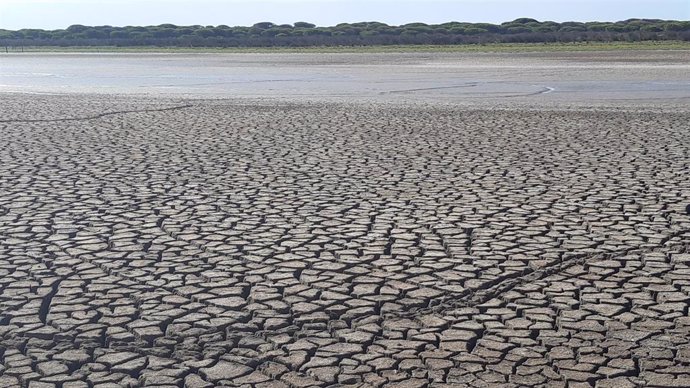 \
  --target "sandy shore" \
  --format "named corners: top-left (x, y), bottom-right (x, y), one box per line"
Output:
top-left (1, 51), bottom-right (690, 387)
